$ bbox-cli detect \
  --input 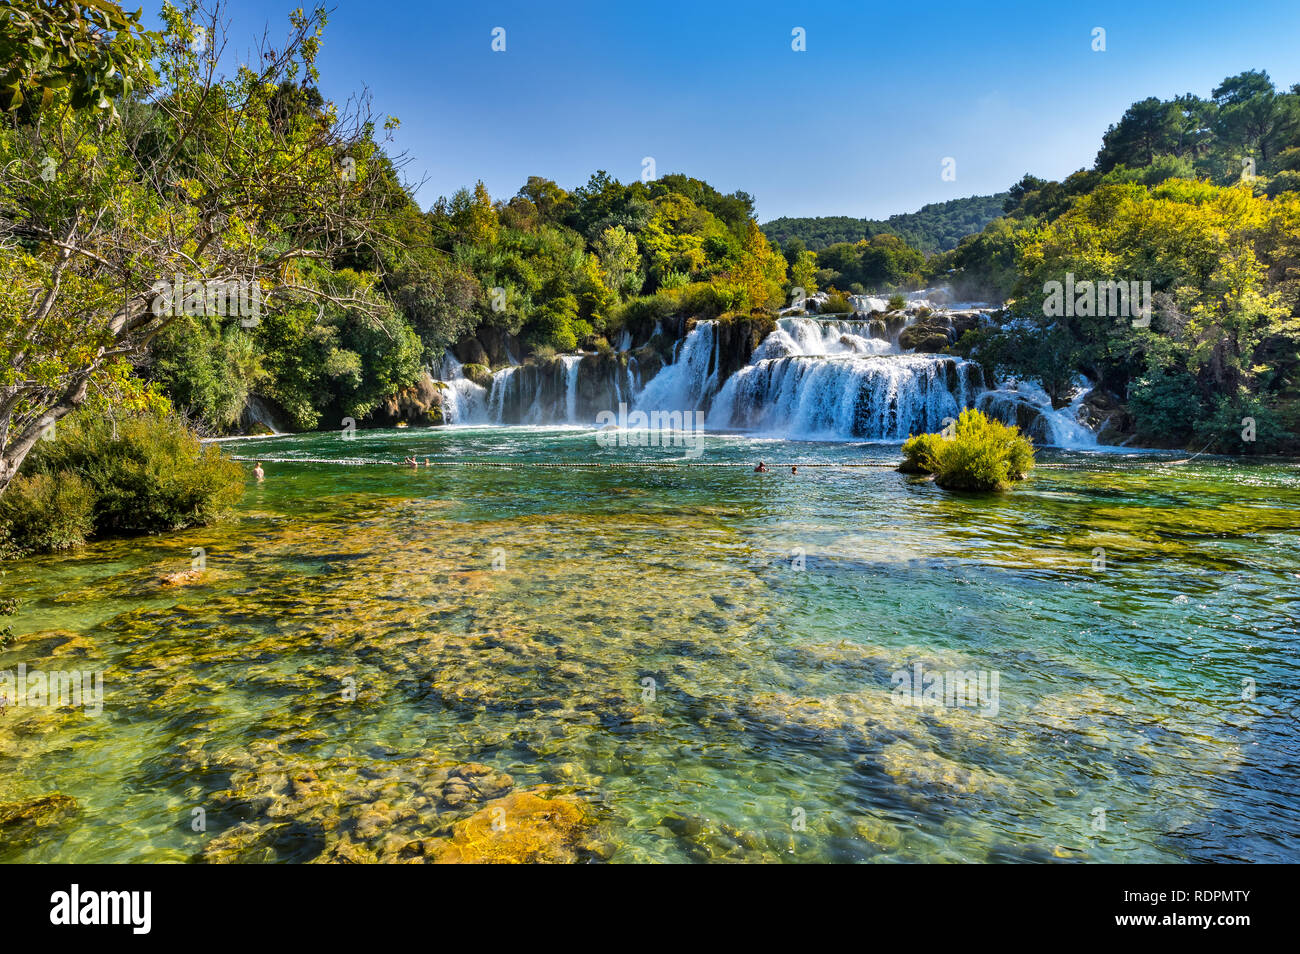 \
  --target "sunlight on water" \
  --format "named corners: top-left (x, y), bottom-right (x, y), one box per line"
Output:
top-left (3, 427), bottom-right (1298, 863)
